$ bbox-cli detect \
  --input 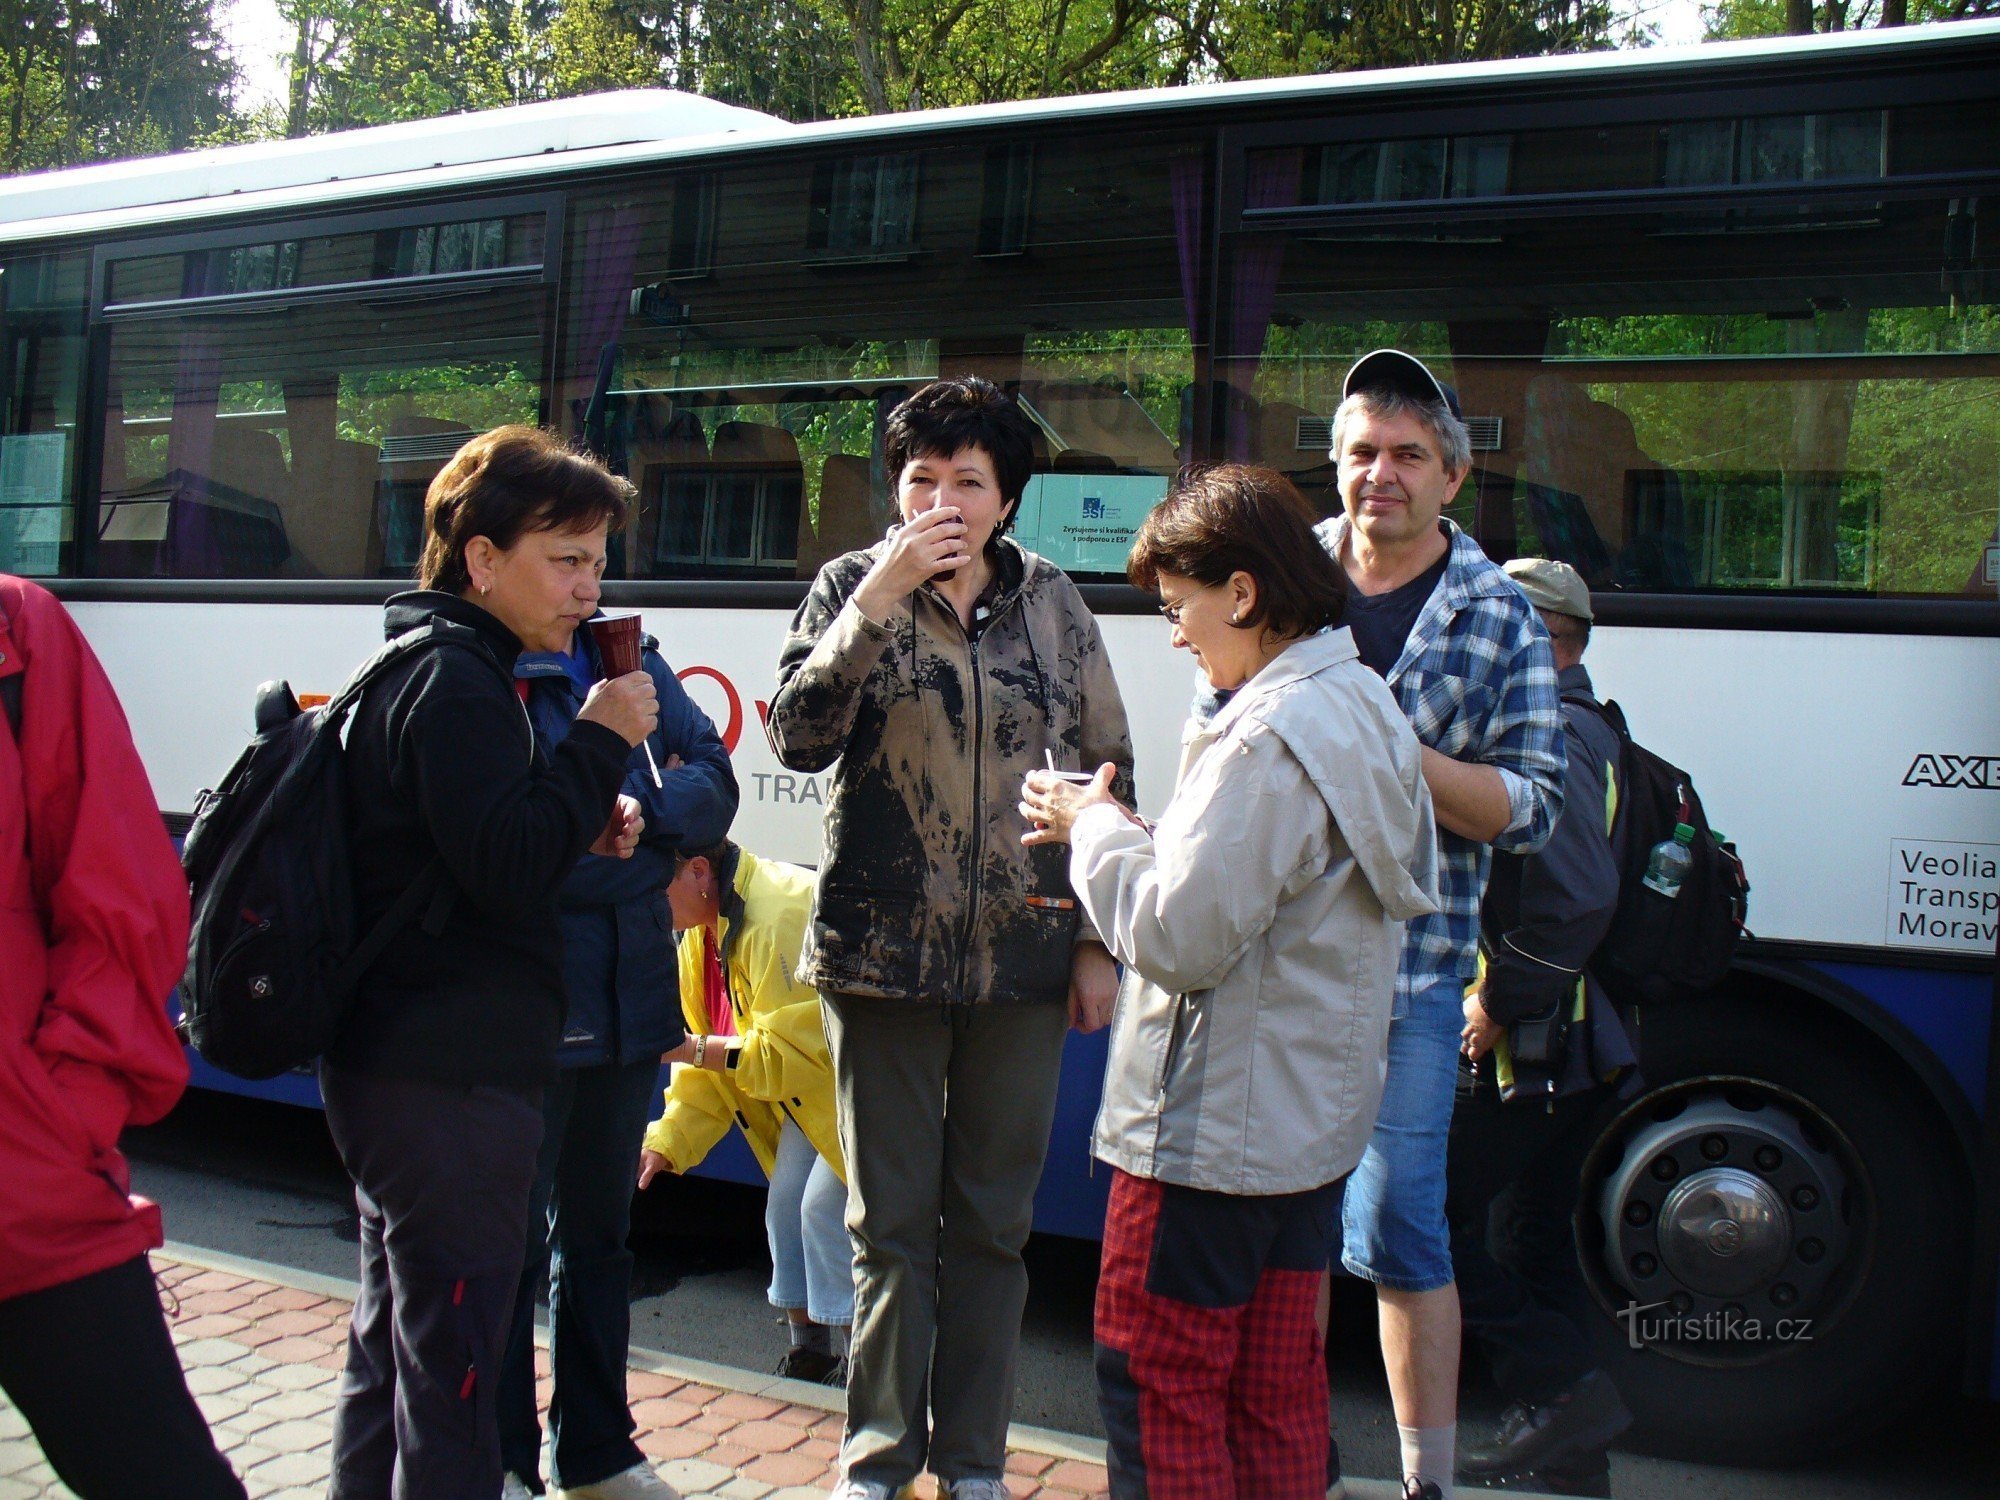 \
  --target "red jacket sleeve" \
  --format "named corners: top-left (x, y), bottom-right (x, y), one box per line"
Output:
top-left (4, 578), bottom-right (190, 1153)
